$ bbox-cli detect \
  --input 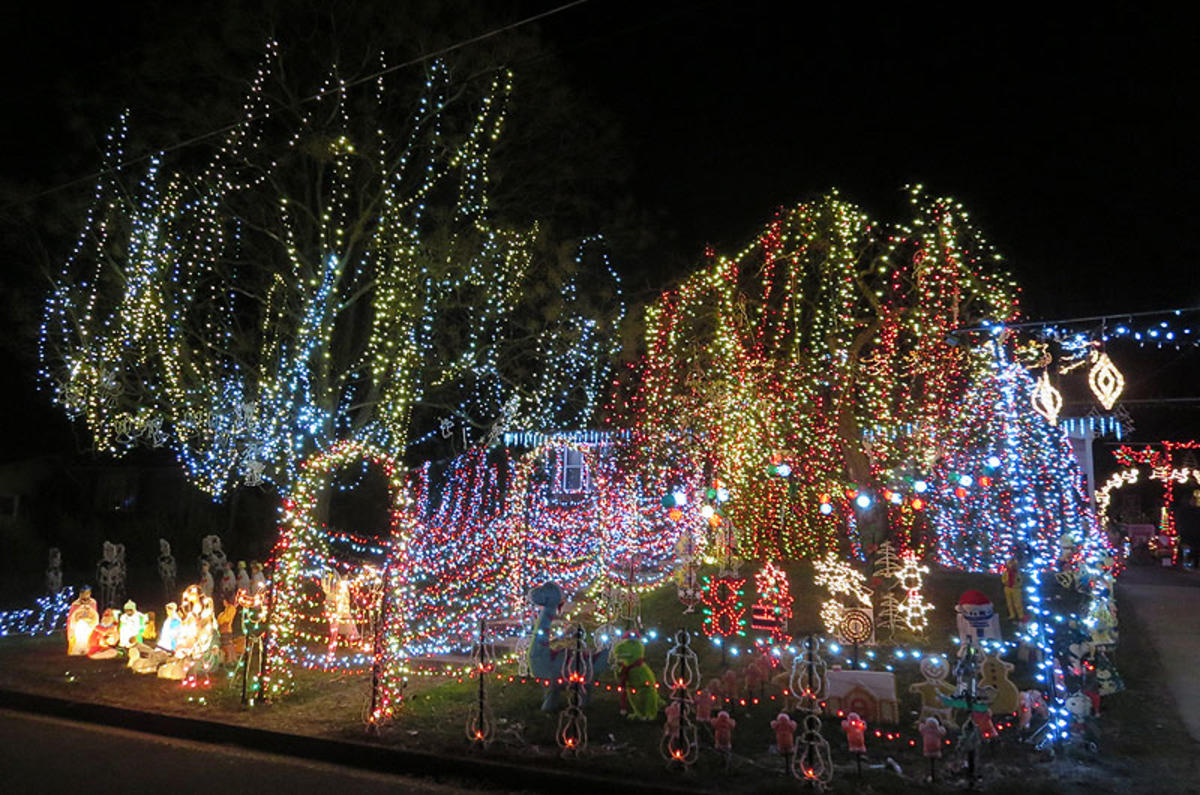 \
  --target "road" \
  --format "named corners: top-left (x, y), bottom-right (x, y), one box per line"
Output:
top-left (1119, 563), bottom-right (1200, 742)
top-left (0, 708), bottom-right (495, 794)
